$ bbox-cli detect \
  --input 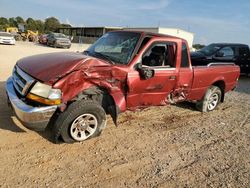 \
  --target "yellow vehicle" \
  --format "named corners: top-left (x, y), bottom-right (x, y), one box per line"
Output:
top-left (5, 27), bottom-right (38, 42)
top-left (6, 27), bottom-right (19, 33)
top-left (26, 30), bottom-right (39, 42)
